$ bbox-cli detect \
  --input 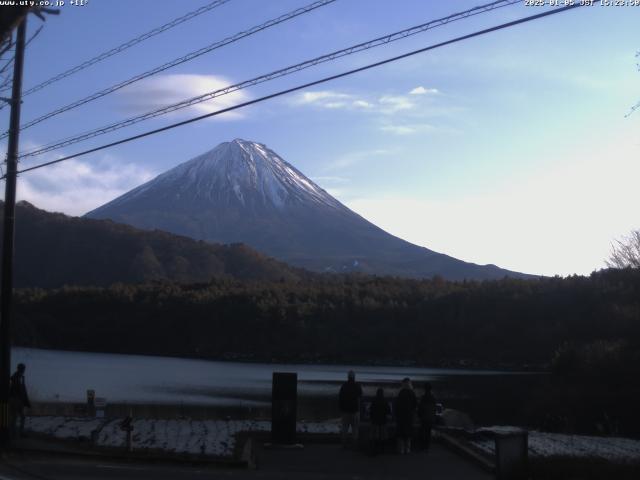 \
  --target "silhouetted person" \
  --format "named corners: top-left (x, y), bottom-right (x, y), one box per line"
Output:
top-left (9, 363), bottom-right (31, 438)
top-left (394, 377), bottom-right (417, 454)
top-left (369, 387), bottom-right (390, 455)
top-left (417, 382), bottom-right (437, 452)
top-left (339, 370), bottom-right (363, 447)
